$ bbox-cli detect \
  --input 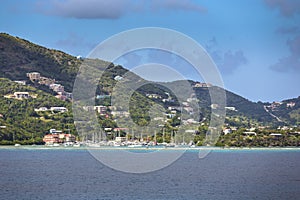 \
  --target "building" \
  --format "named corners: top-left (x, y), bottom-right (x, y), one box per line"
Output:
top-left (225, 107), bottom-right (236, 111)
top-left (270, 133), bottom-right (282, 137)
top-left (223, 128), bottom-right (232, 135)
top-left (49, 84), bottom-right (64, 93)
top-left (50, 107), bottom-right (68, 113)
top-left (43, 133), bottom-right (75, 144)
top-left (193, 82), bottom-right (212, 88)
top-left (34, 107), bottom-right (48, 112)
top-left (96, 94), bottom-right (110, 99)
top-left (43, 134), bottom-right (60, 144)
top-left (115, 137), bottom-right (126, 142)
top-left (49, 129), bottom-right (62, 134)
top-left (287, 102), bottom-right (295, 108)
top-left (38, 77), bottom-right (55, 86)
top-left (243, 131), bottom-right (257, 136)
top-left (14, 80), bottom-right (26, 85)
top-left (59, 134), bottom-right (76, 142)
top-left (146, 94), bottom-right (162, 99)
top-left (14, 92), bottom-right (30, 99)
top-left (211, 104), bottom-right (219, 109)
top-left (26, 72), bottom-right (41, 81)
top-left (114, 75), bottom-right (123, 81)
top-left (111, 111), bottom-right (130, 117)
top-left (94, 106), bottom-right (107, 115)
